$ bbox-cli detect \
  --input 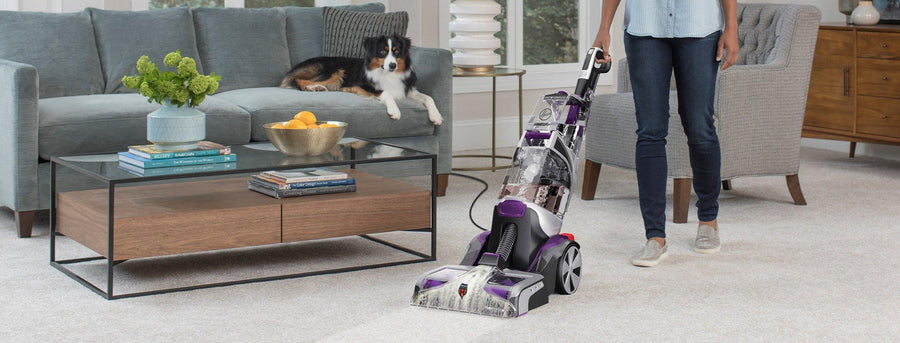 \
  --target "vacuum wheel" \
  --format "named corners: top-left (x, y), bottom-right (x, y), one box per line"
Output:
top-left (556, 245), bottom-right (582, 294)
